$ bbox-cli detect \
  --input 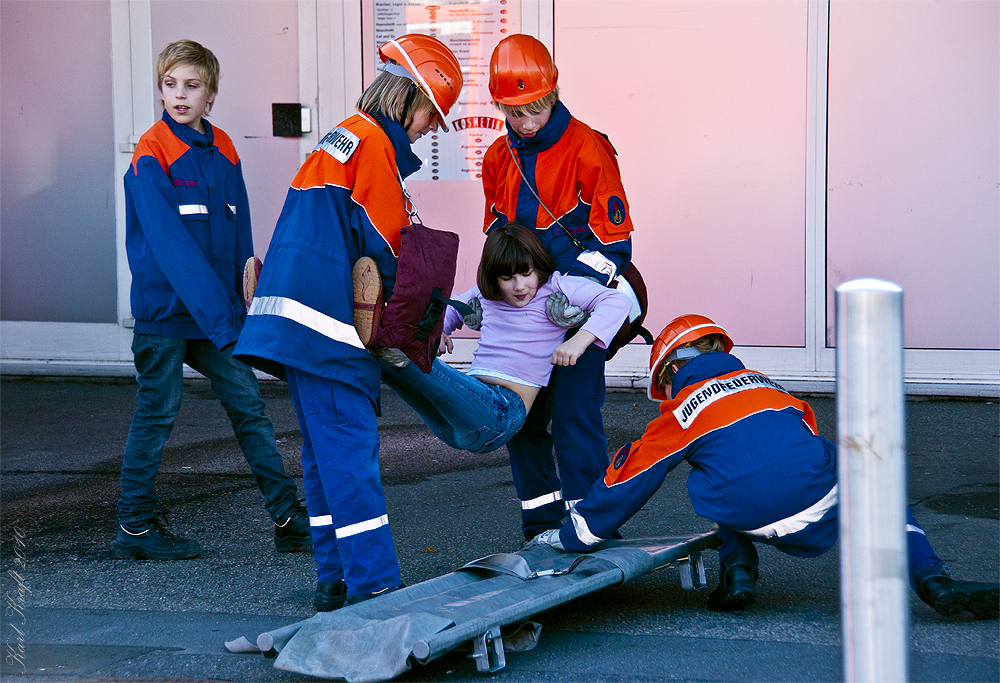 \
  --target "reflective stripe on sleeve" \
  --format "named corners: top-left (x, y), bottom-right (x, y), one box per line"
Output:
top-left (310, 515), bottom-right (333, 527)
top-left (906, 524), bottom-right (926, 536)
top-left (521, 491), bottom-right (563, 510)
top-left (178, 204), bottom-right (209, 216)
top-left (248, 295), bottom-right (365, 349)
top-left (335, 514), bottom-right (389, 539)
top-left (568, 505), bottom-right (603, 547)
